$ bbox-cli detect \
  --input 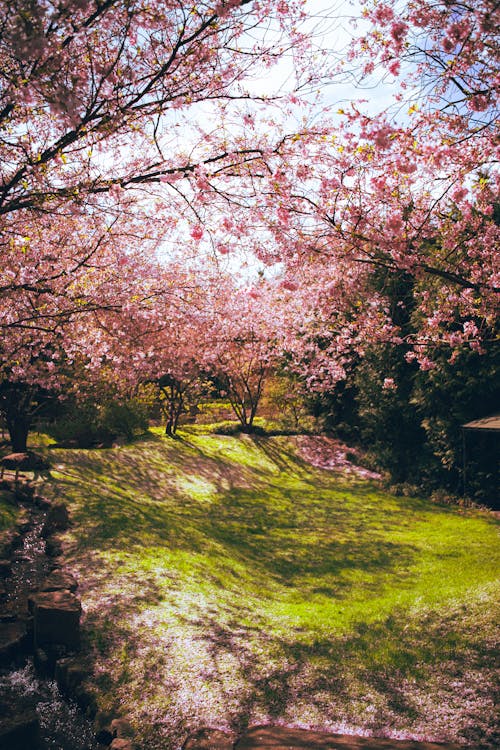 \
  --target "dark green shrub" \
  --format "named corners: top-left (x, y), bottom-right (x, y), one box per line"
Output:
top-left (47, 398), bottom-right (148, 447)
top-left (101, 400), bottom-right (149, 441)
